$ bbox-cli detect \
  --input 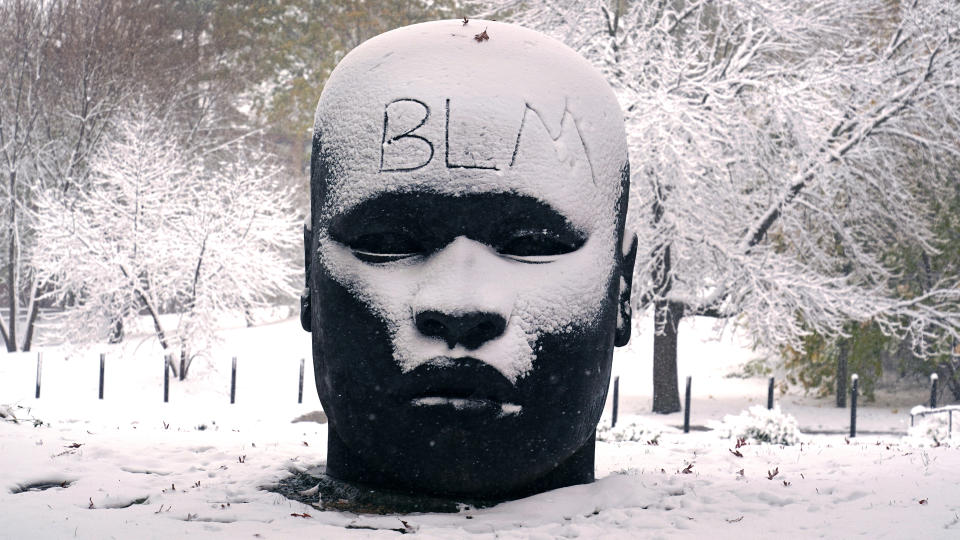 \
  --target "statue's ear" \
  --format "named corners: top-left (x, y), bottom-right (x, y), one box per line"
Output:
top-left (615, 232), bottom-right (638, 347)
top-left (300, 220), bottom-right (313, 332)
